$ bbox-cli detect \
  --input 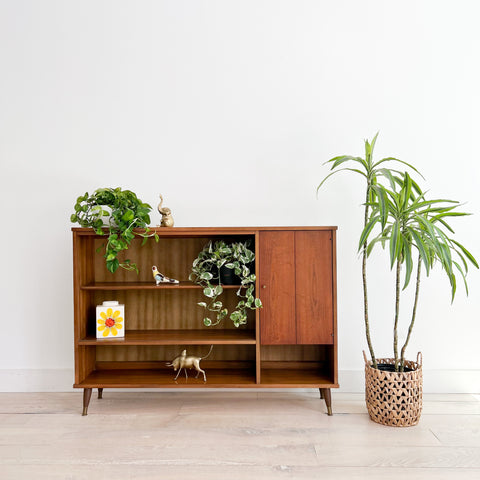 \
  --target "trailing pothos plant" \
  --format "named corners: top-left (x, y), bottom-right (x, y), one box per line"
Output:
top-left (71, 188), bottom-right (158, 273)
top-left (317, 134), bottom-right (478, 371)
top-left (189, 240), bottom-right (262, 327)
